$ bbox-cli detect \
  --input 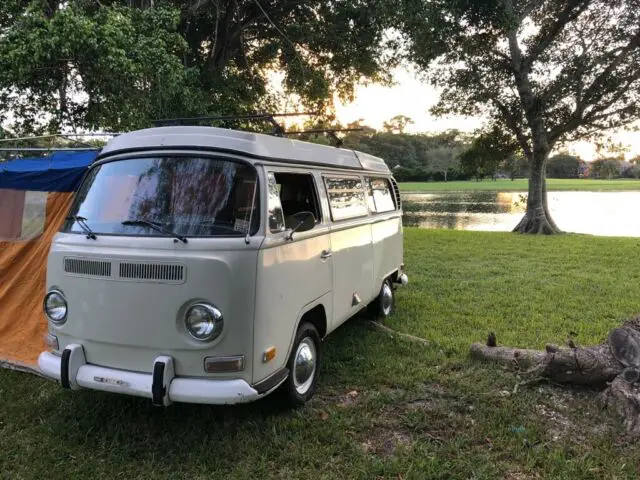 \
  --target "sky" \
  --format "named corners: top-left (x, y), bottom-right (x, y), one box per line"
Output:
top-left (333, 68), bottom-right (640, 162)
